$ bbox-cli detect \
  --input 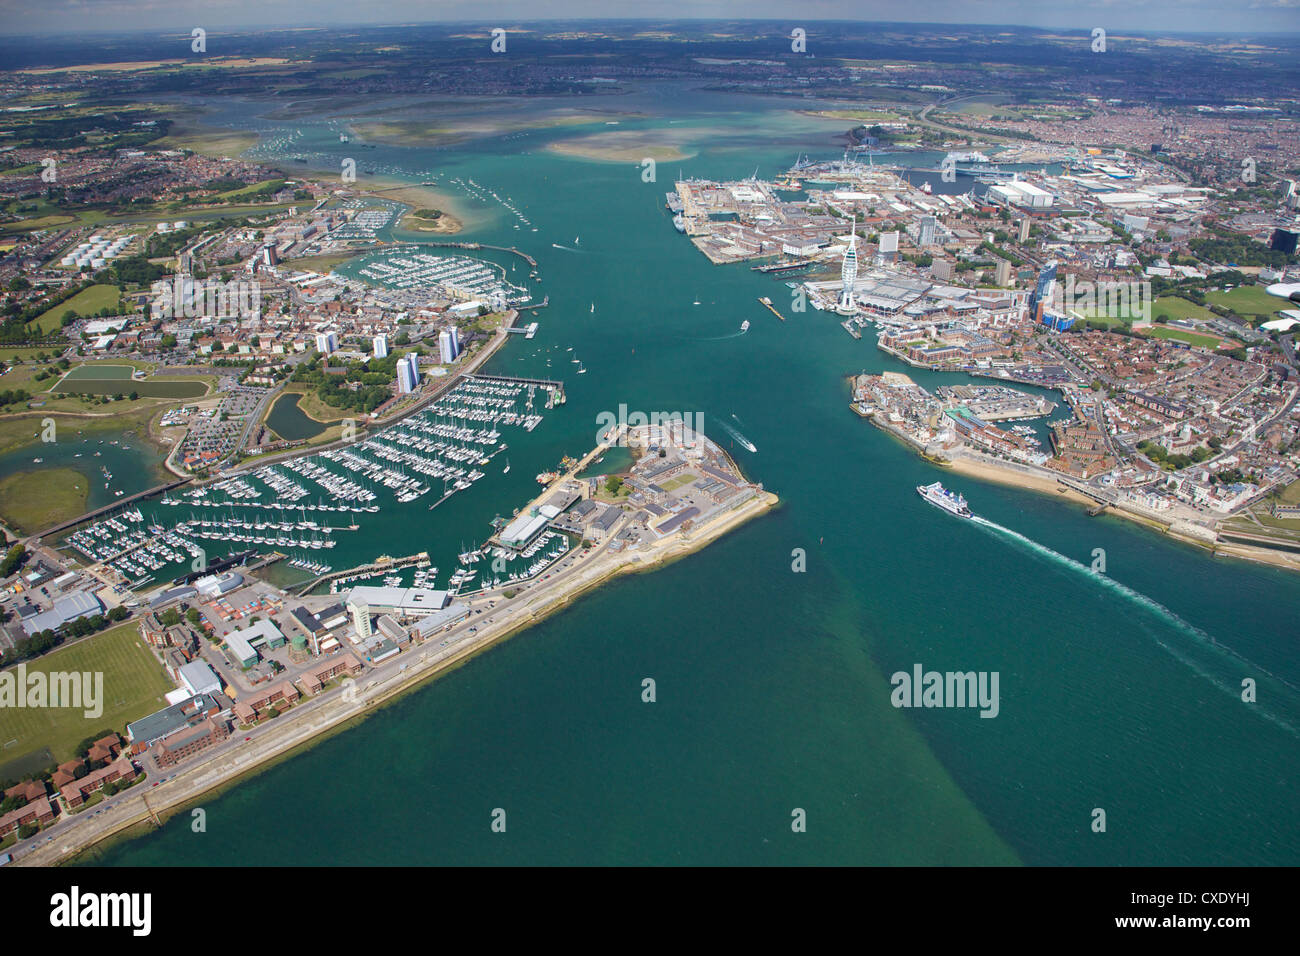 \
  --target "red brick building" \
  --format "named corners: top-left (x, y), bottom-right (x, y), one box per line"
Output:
top-left (149, 716), bottom-right (231, 769)
top-left (297, 652), bottom-right (363, 695)
top-left (232, 680), bottom-right (300, 723)
top-left (0, 798), bottom-right (57, 838)
top-left (51, 760), bottom-right (83, 790)
top-left (87, 733), bottom-right (123, 766)
top-left (59, 759), bottom-right (136, 809)
top-left (3, 779), bottom-right (47, 805)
